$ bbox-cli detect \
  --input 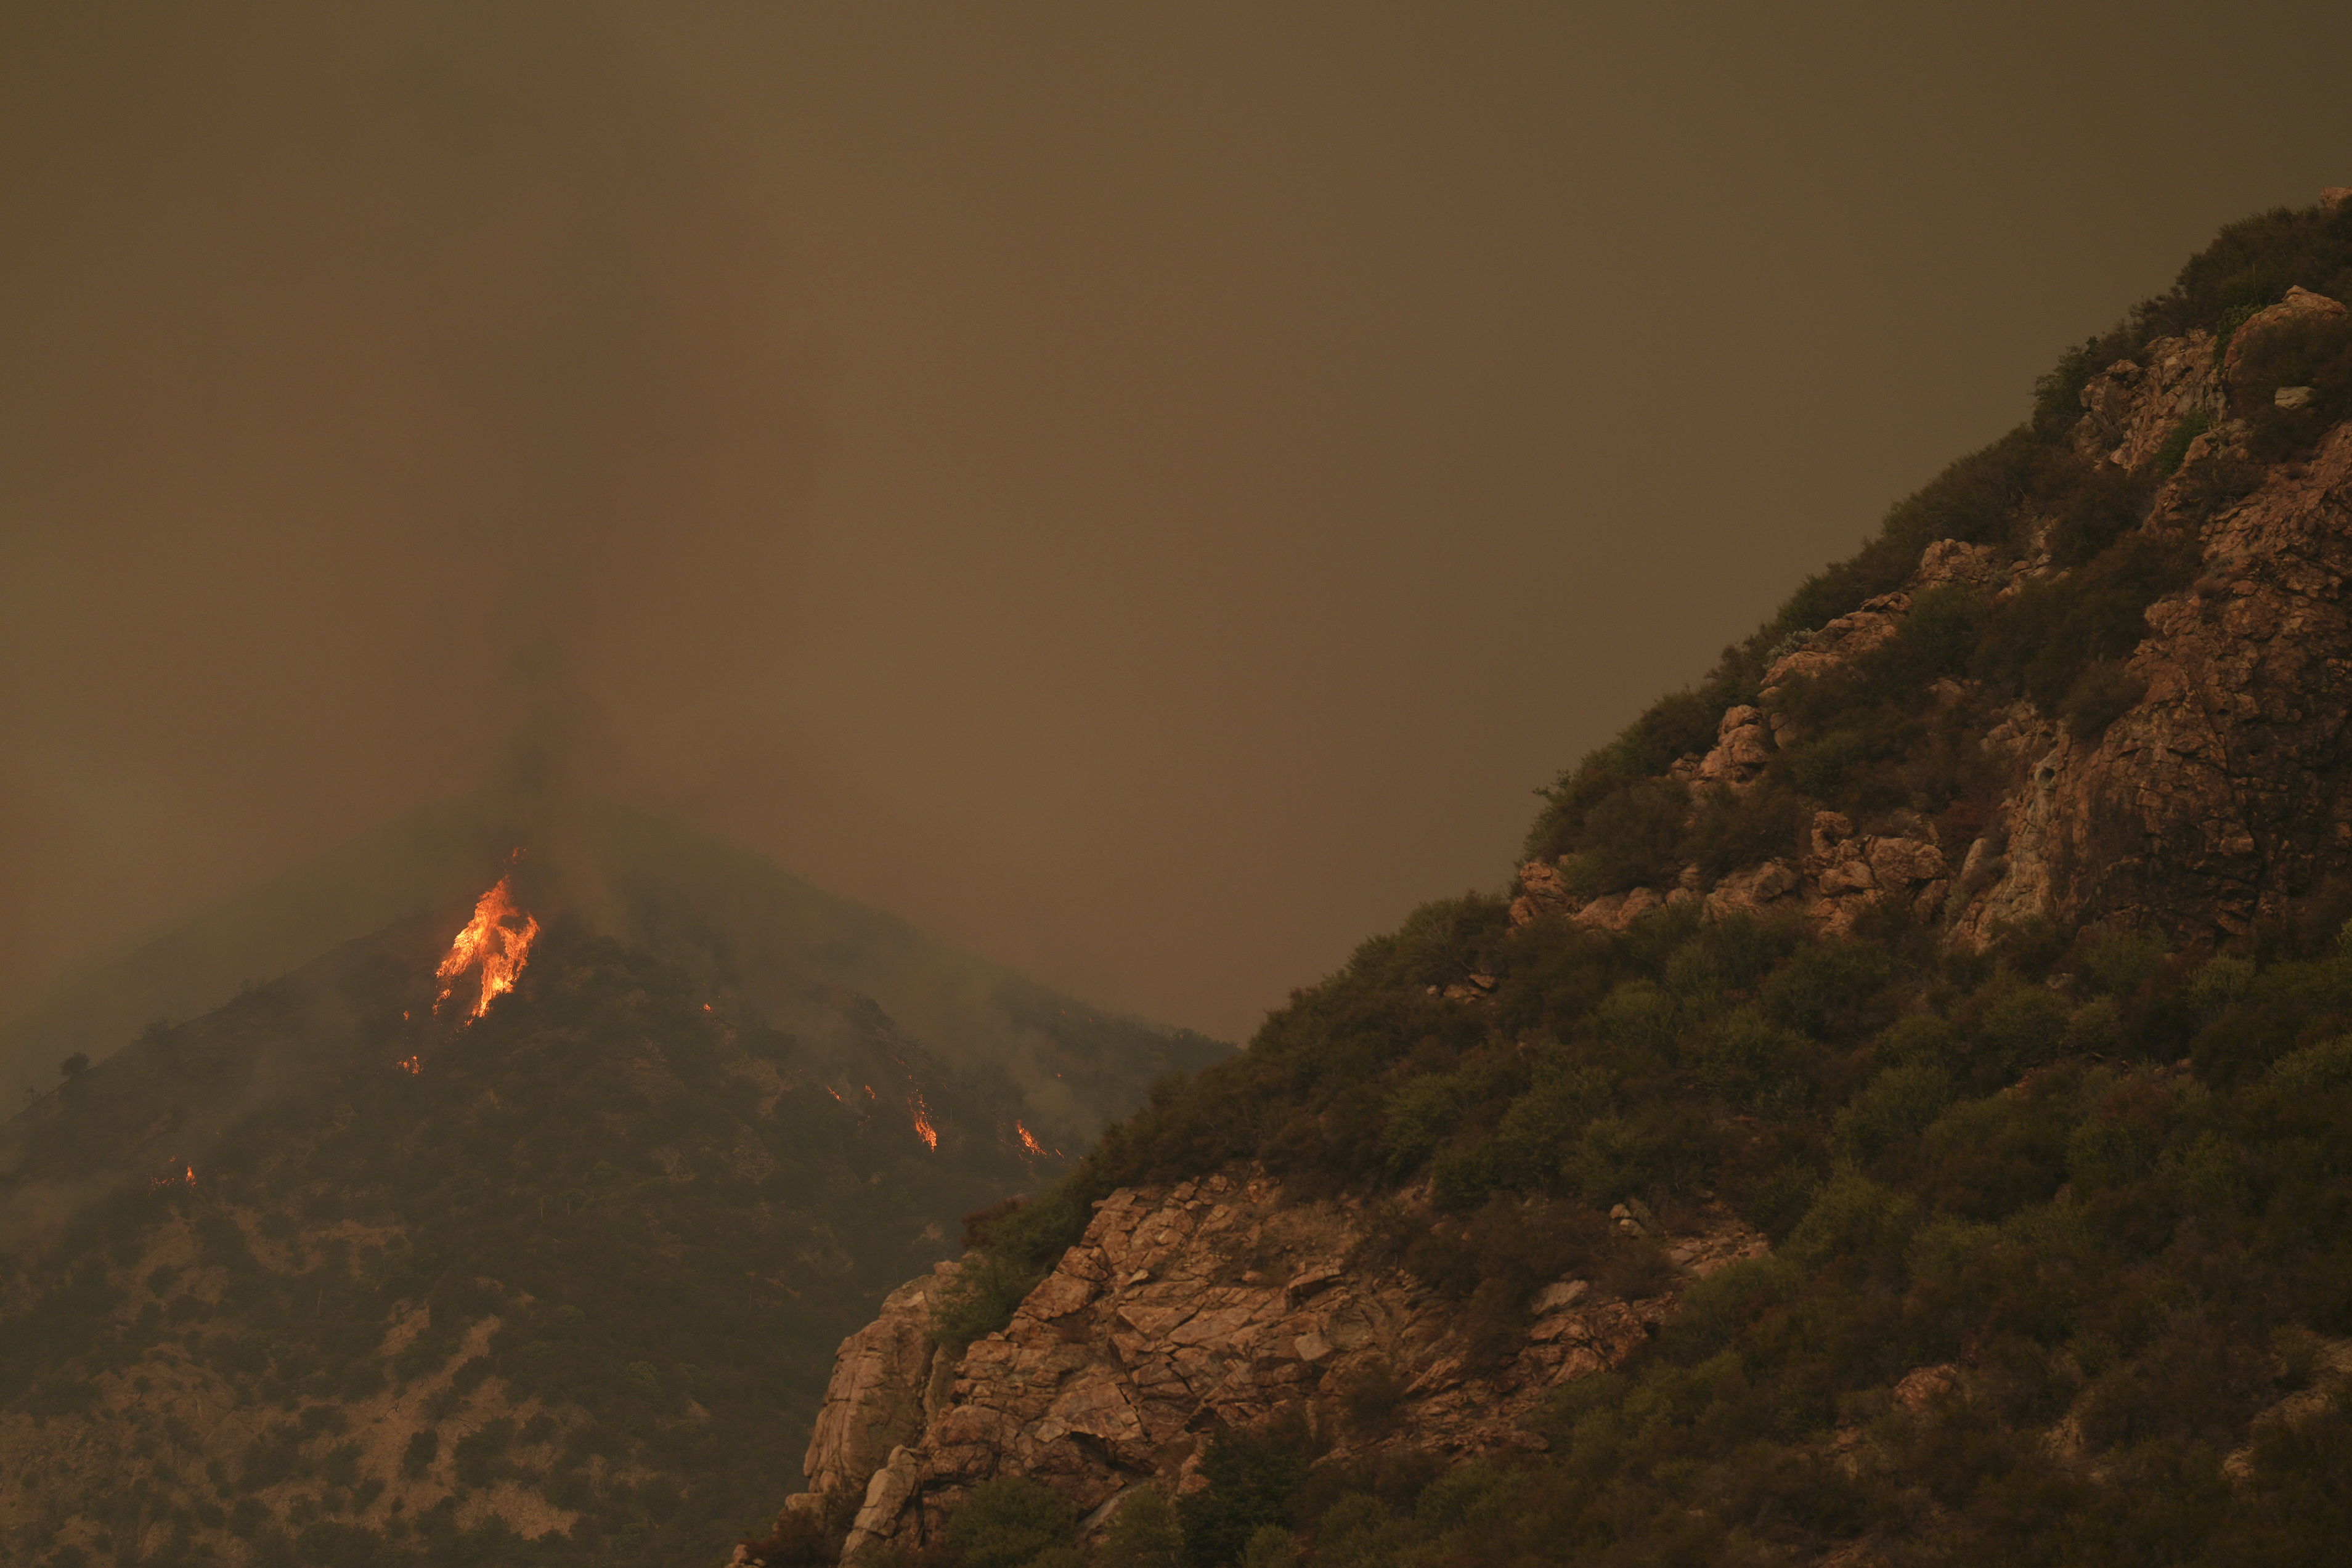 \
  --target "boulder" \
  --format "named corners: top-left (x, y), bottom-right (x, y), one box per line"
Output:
top-left (2224, 286), bottom-right (2346, 383)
